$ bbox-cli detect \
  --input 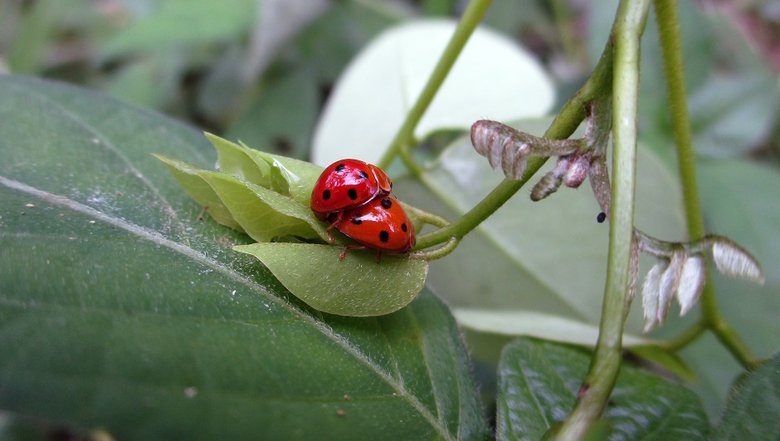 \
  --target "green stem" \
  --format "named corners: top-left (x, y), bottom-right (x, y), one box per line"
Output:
top-left (555, 1), bottom-right (649, 439)
top-left (414, 40), bottom-right (615, 250)
top-left (662, 319), bottom-right (706, 352)
top-left (652, 0), bottom-right (756, 368)
top-left (377, 0), bottom-right (493, 170)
